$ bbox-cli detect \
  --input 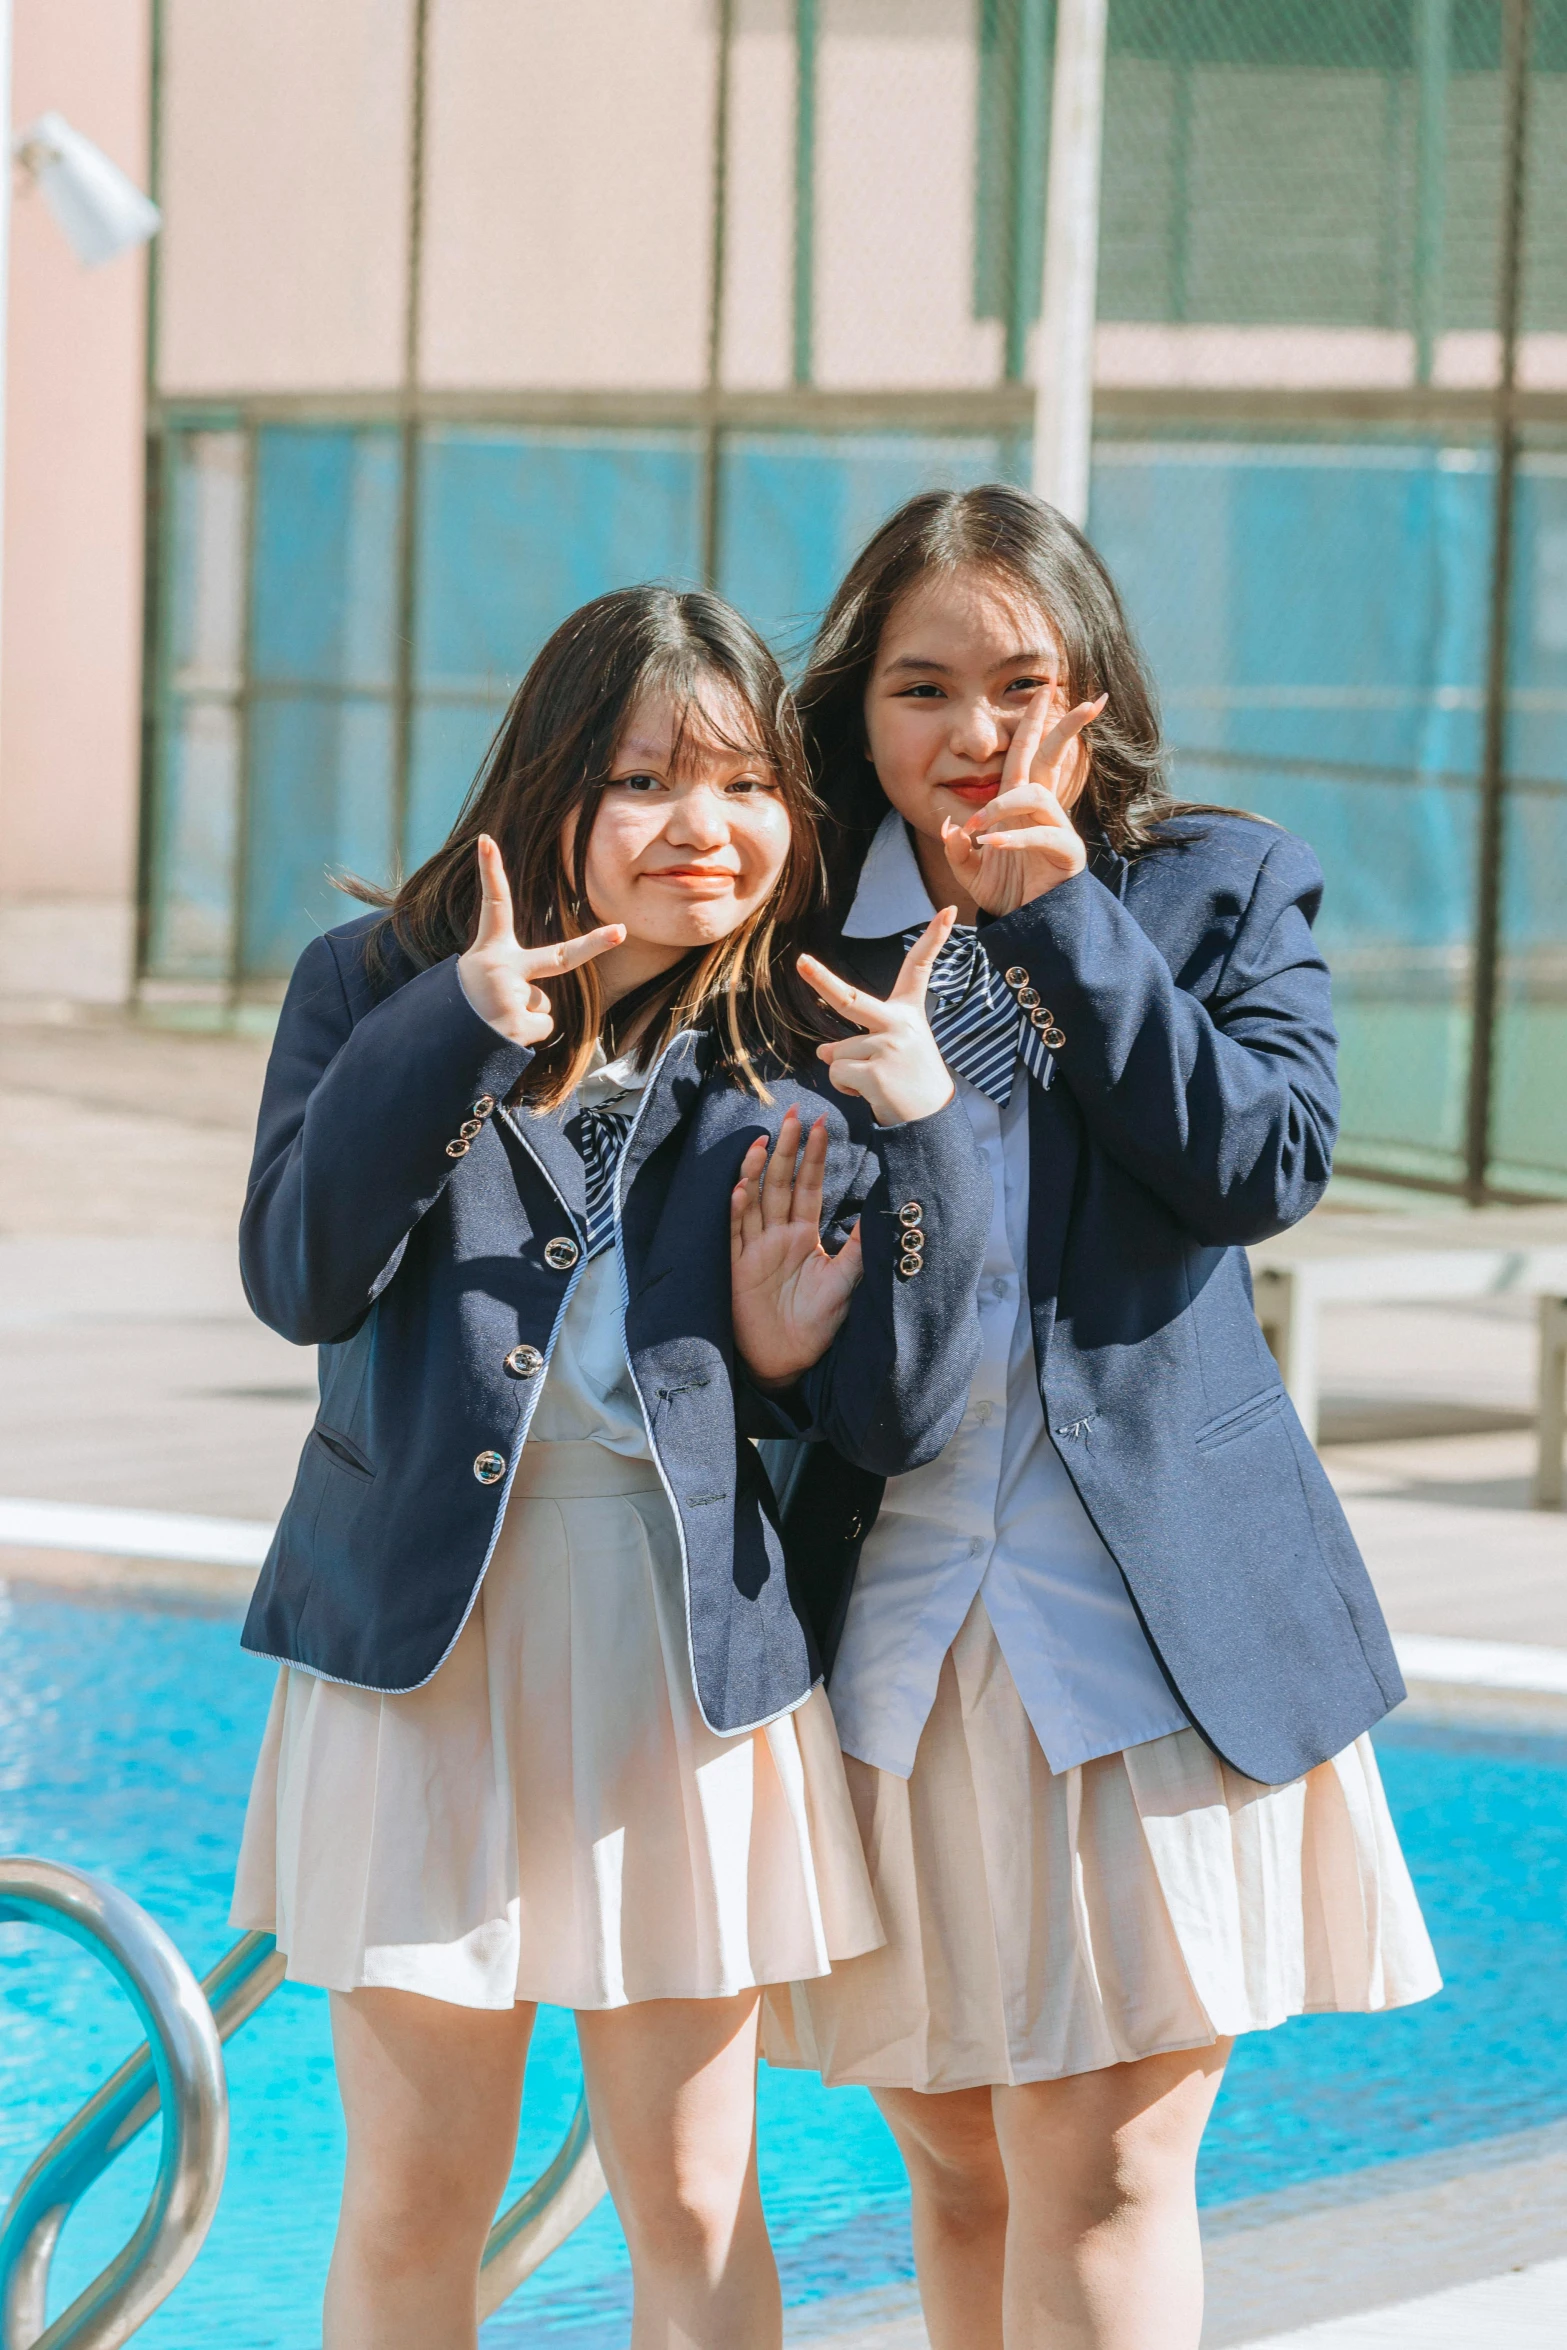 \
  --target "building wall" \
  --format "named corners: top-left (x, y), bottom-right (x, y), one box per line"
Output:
top-left (157, 0), bottom-right (410, 395)
top-left (0, 0), bottom-right (152, 1004)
